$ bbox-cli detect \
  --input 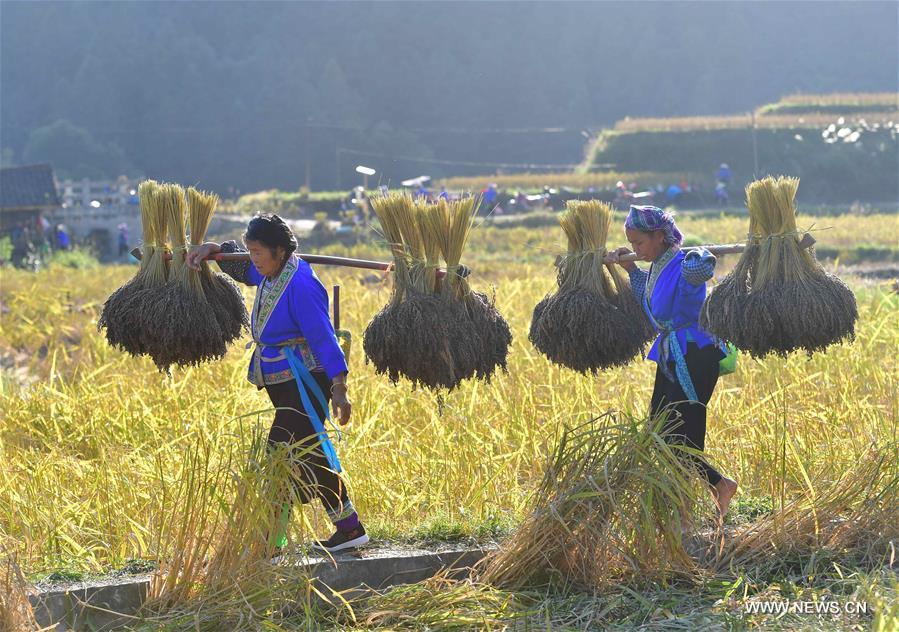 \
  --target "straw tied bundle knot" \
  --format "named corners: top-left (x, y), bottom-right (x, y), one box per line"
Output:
top-left (98, 181), bottom-right (249, 371)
